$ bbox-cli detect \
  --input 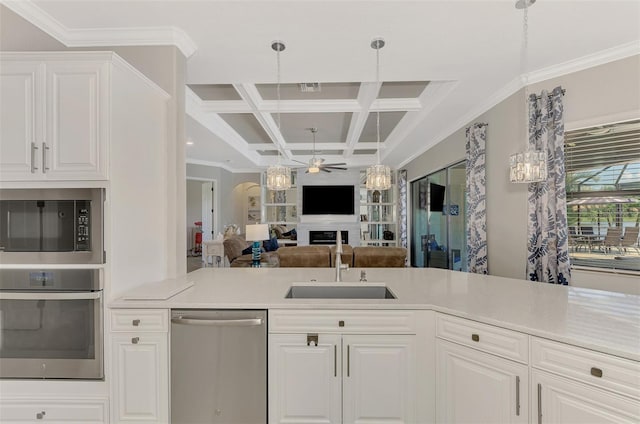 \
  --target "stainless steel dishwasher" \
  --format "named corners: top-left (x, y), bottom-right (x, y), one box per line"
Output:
top-left (171, 309), bottom-right (267, 423)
